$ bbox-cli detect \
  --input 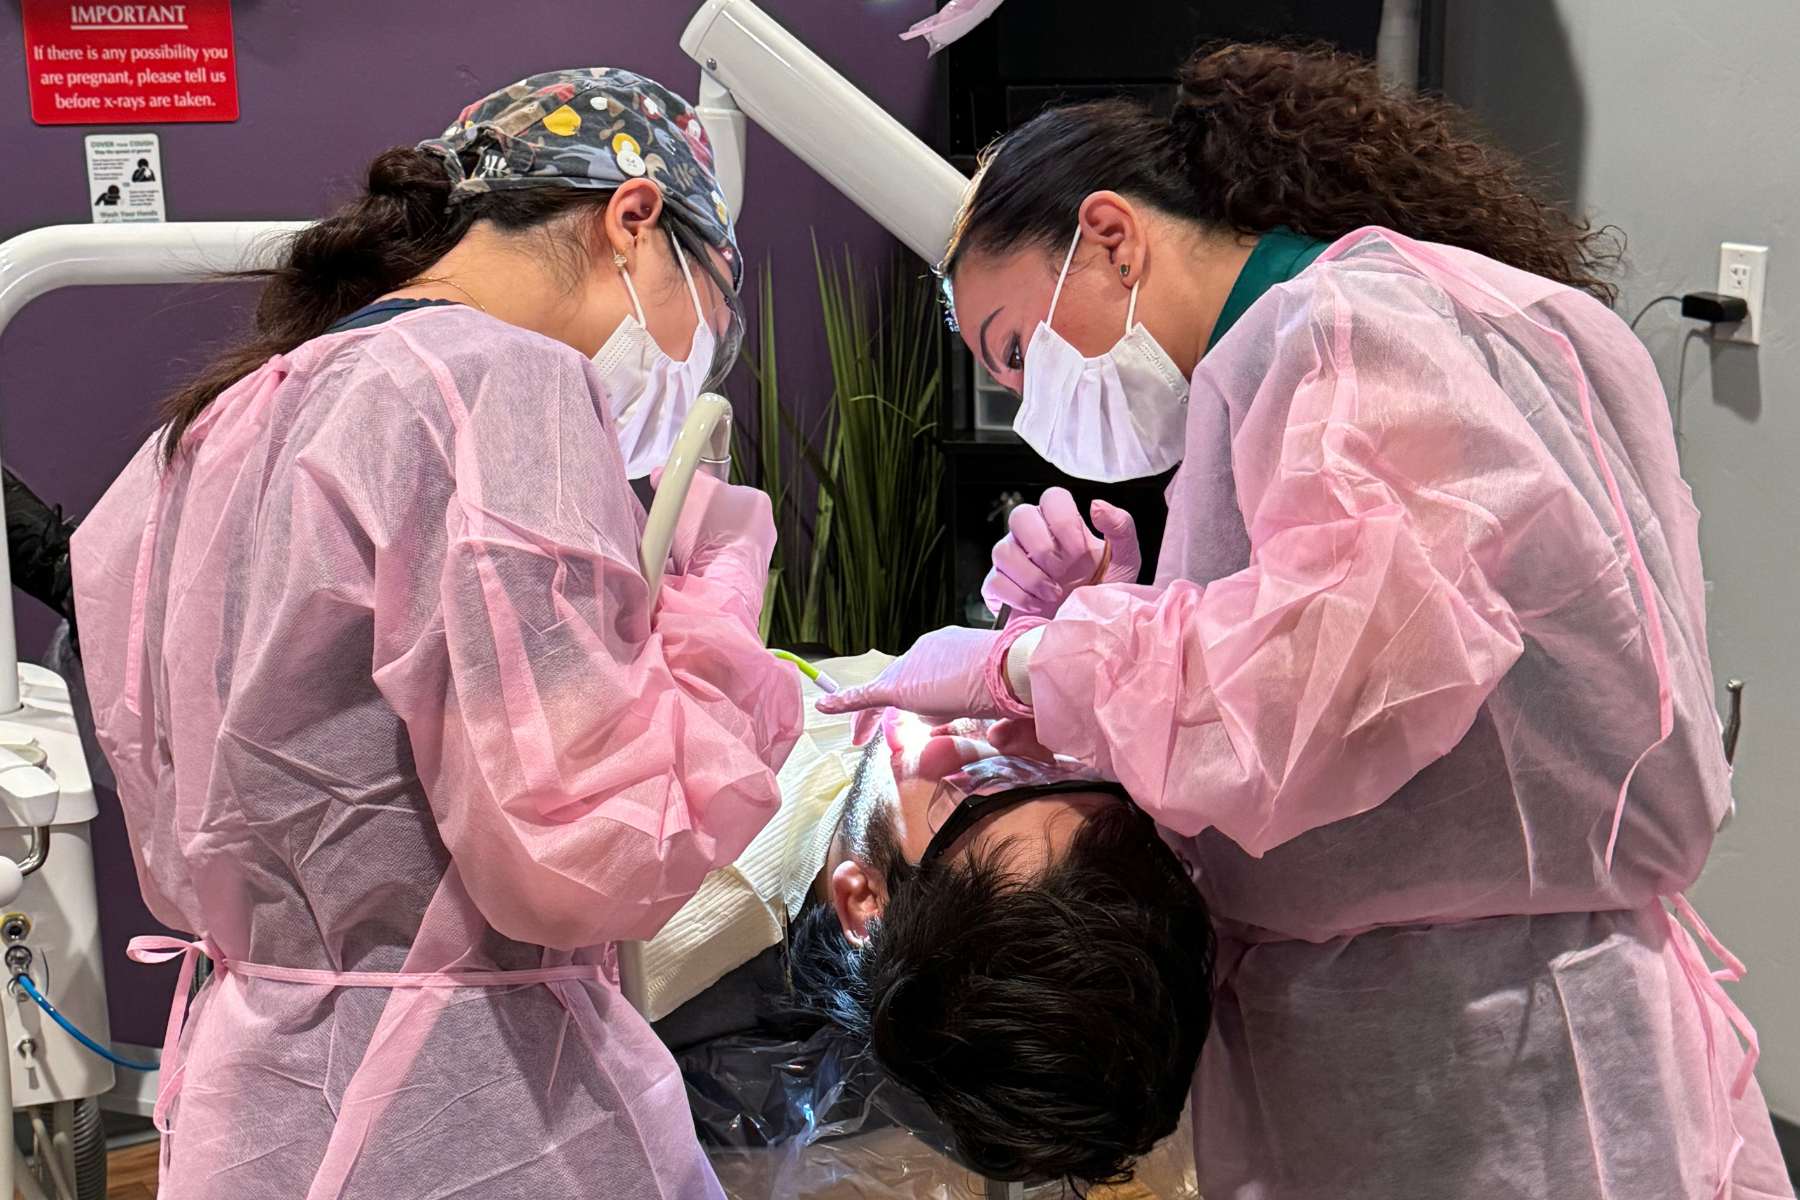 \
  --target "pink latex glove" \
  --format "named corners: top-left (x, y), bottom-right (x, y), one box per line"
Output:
top-left (816, 625), bottom-right (1027, 745)
top-left (884, 710), bottom-right (1011, 779)
top-left (929, 717), bottom-right (1056, 764)
top-left (649, 468), bottom-right (776, 603)
top-left (982, 487), bottom-right (1141, 618)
